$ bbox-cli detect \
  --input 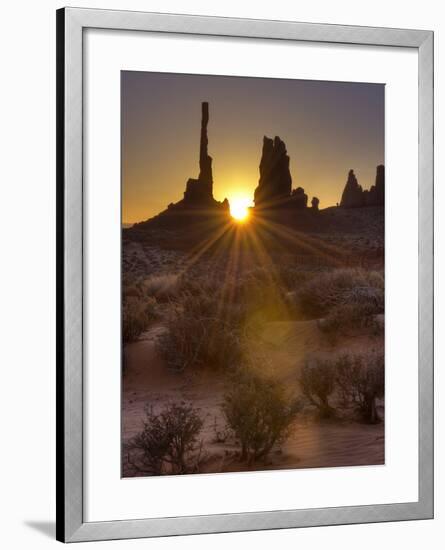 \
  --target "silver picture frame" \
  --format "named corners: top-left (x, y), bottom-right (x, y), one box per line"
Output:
top-left (56, 7), bottom-right (434, 542)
